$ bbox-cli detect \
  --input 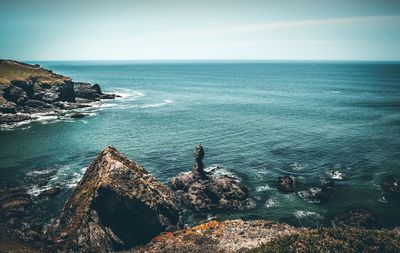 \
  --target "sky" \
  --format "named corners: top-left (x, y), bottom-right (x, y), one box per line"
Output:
top-left (0, 0), bottom-right (400, 61)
